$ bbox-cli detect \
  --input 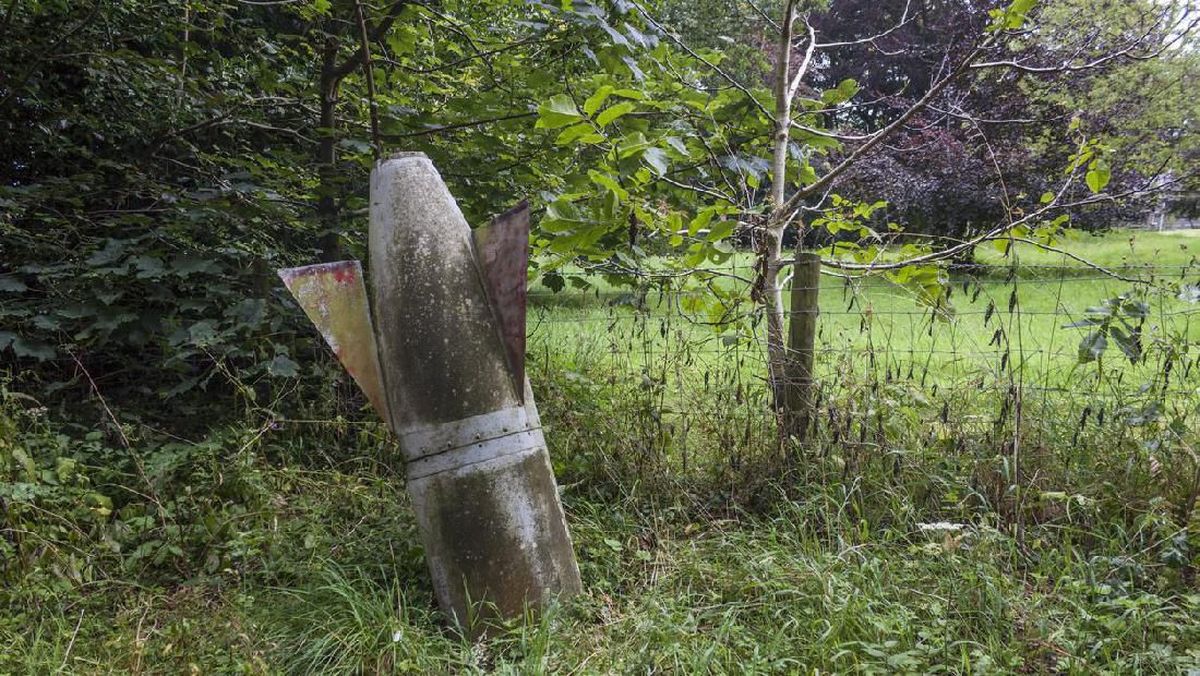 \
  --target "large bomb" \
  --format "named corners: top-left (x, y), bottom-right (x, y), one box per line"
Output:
top-left (280, 152), bottom-right (581, 629)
